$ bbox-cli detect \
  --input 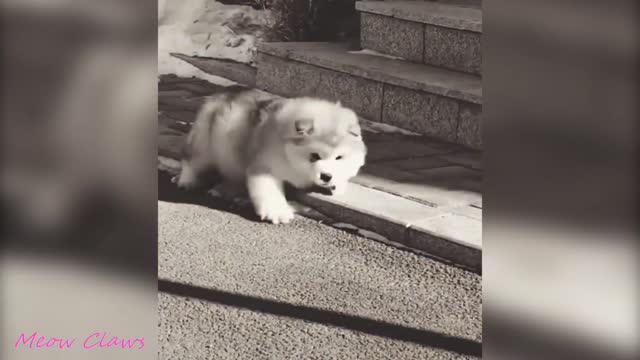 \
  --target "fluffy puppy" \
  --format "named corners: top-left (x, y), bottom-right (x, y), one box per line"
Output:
top-left (174, 86), bottom-right (367, 224)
